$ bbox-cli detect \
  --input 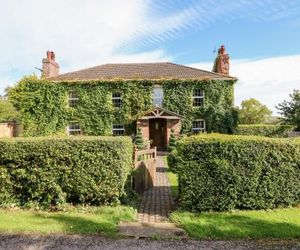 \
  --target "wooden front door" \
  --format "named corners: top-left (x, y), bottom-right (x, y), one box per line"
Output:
top-left (149, 118), bottom-right (167, 149)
